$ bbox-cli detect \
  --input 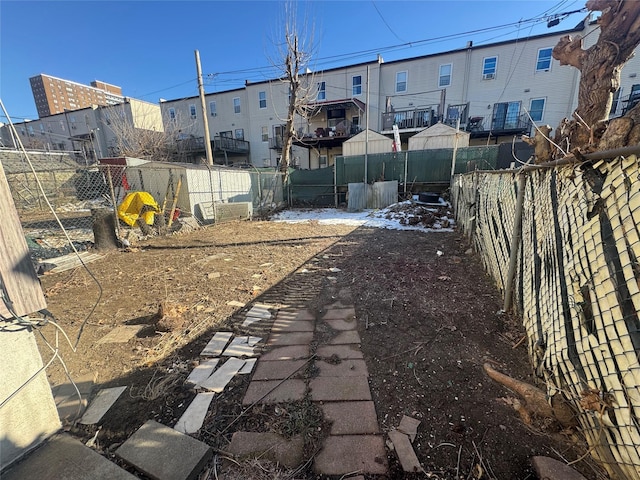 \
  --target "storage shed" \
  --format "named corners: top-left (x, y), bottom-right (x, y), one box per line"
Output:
top-left (408, 122), bottom-right (470, 150)
top-left (342, 129), bottom-right (393, 156)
